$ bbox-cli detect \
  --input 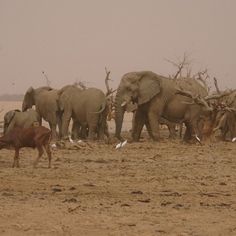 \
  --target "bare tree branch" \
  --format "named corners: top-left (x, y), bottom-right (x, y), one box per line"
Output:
top-left (105, 67), bottom-right (112, 96)
top-left (42, 71), bottom-right (51, 87)
top-left (194, 69), bottom-right (210, 92)
top-left (78, 81), bottom-right (87, 90)
top-left (213, 77), bottom-right (220, 93)
top-left (104, 67), bottom-right (117, 96)
top-left (165, 52), bottom-right (191, 79)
